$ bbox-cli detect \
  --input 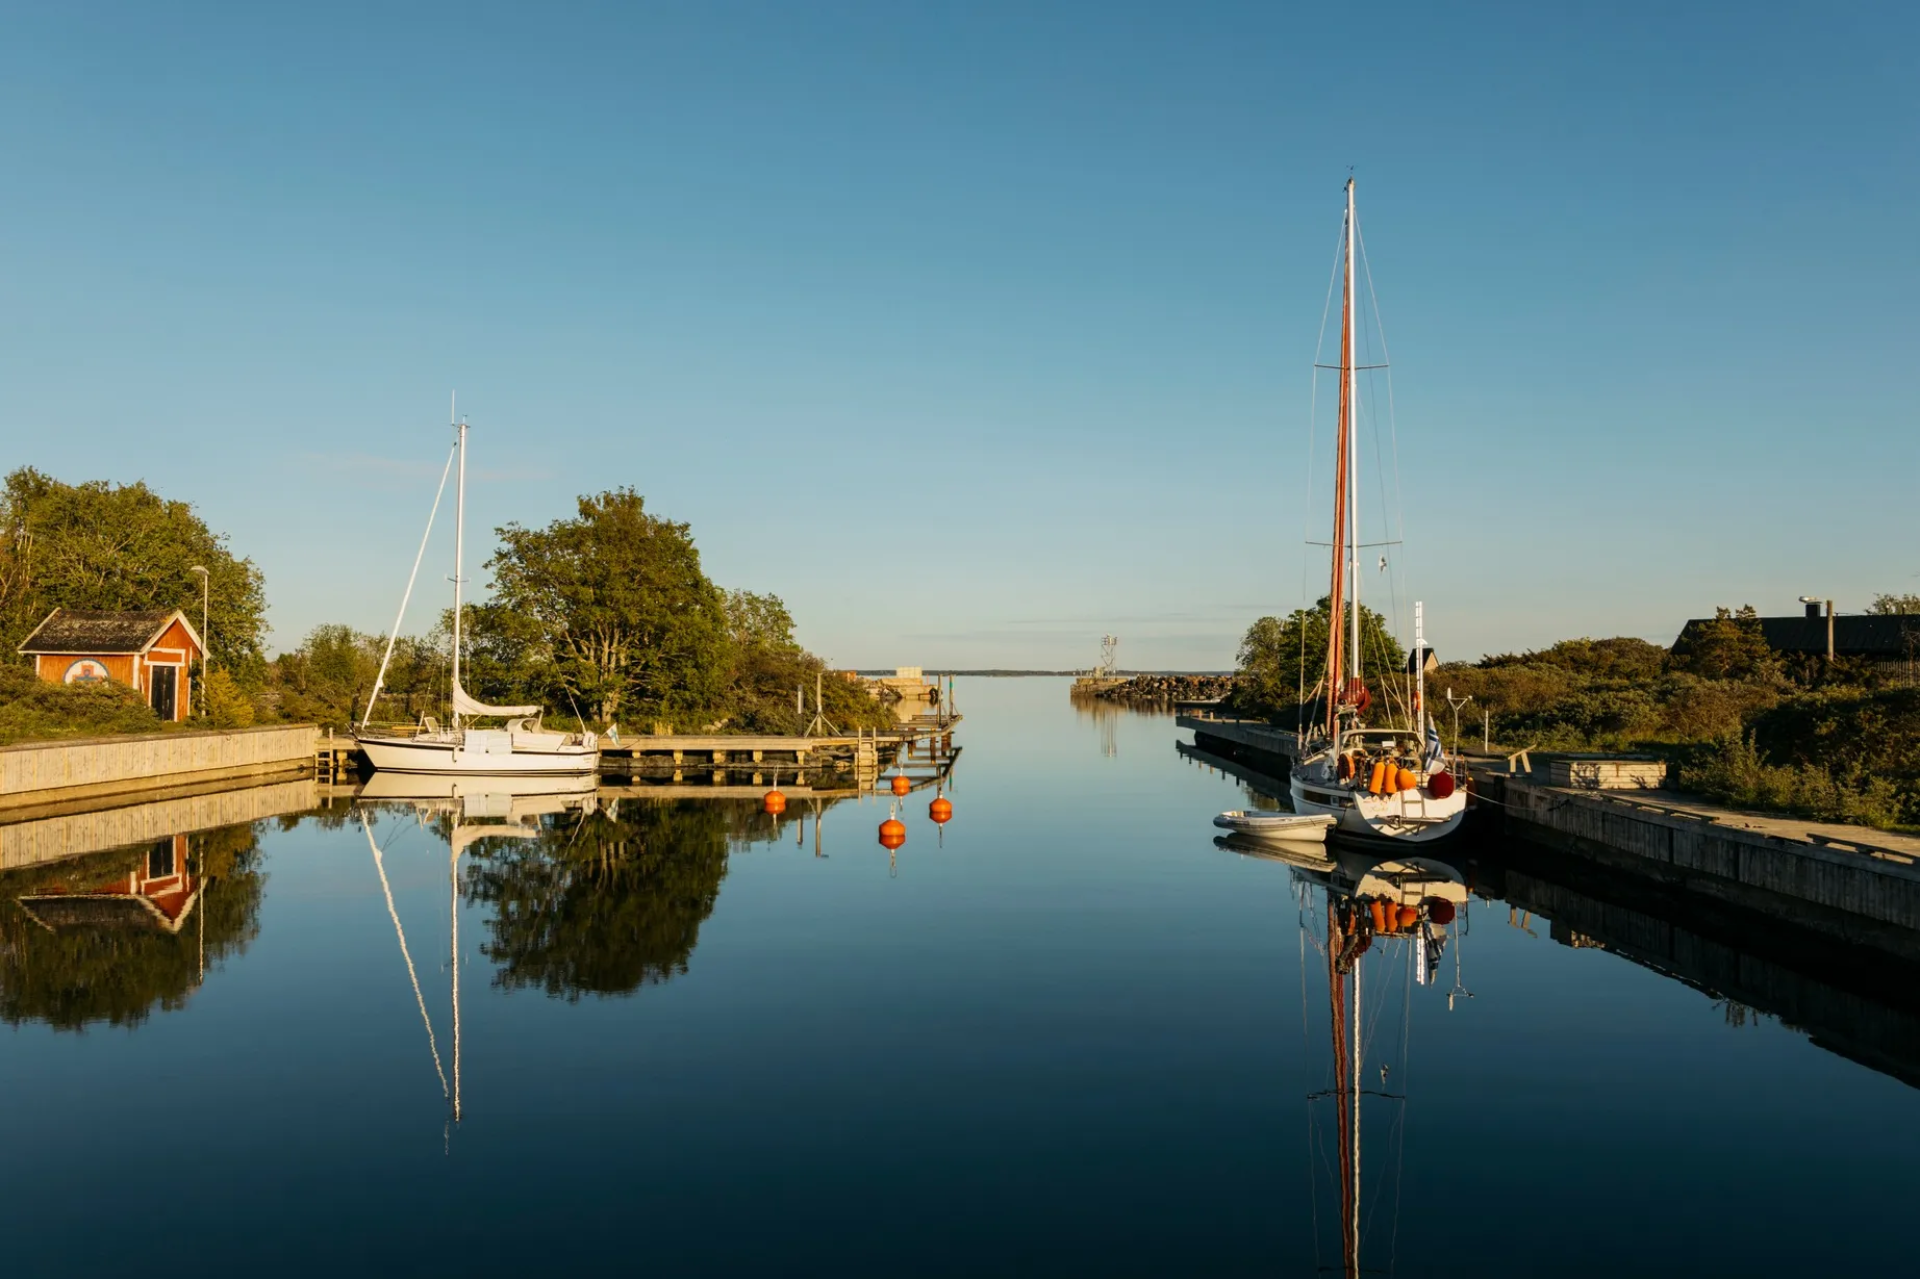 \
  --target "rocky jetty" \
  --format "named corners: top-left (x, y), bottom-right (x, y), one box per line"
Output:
top-left (1077, 674), bottom-right (1235, 704)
